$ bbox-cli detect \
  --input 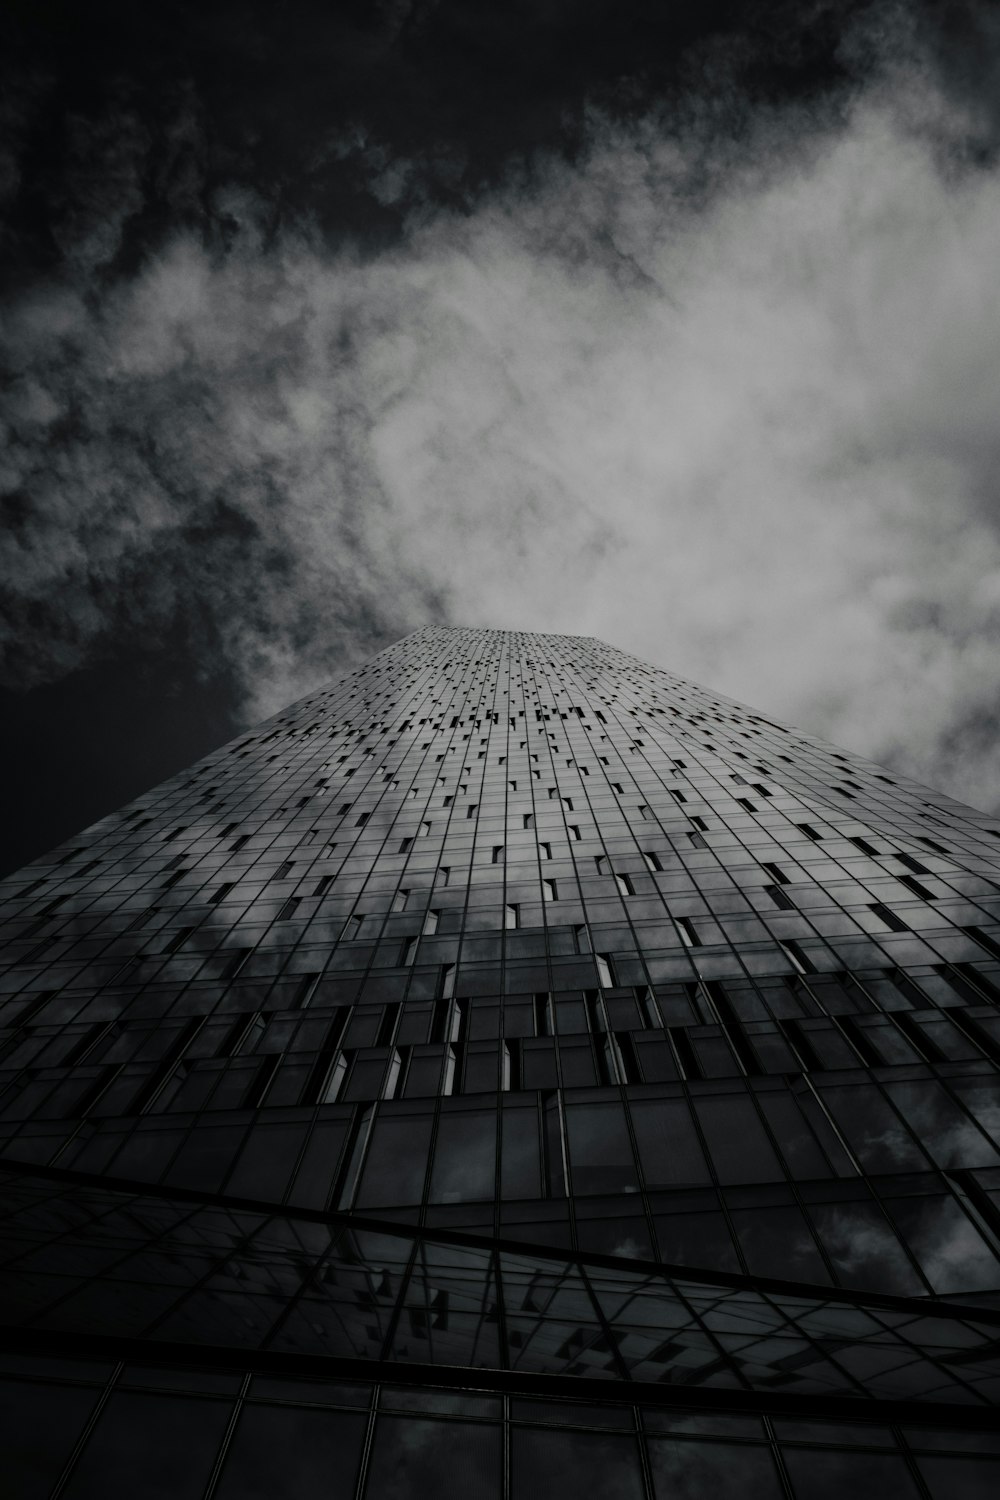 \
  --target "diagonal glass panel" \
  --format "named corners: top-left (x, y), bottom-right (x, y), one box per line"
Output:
top-left (499, 1252), bottom-right (612, 1378)
top-left (0, 1164), bottom-right (998, 1409)
top-left (389, 1240), bottom-right (502, 1370)
top-left (265, 1230), bottom-right (409, 1362)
